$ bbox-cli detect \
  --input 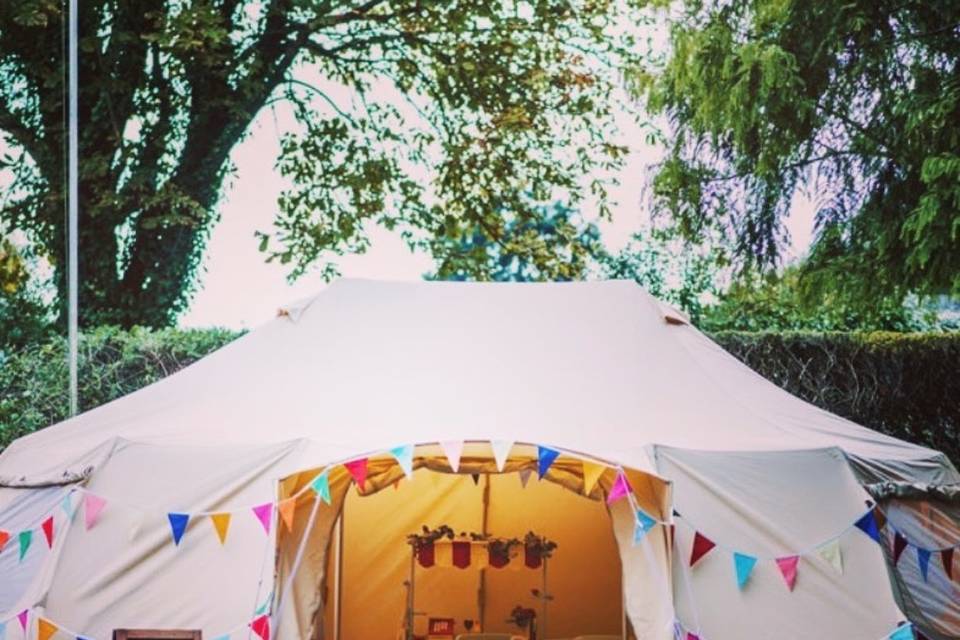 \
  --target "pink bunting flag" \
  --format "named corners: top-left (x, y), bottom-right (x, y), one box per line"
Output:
top-left (41, 516), bottom-right (54, 548)
top-left (606, 470), bottom-right (631, 504)
top-left (252, 503), bottom-right (274, 535)
top-left (17, 610), bottom-right (28, 631)
top-left (518, 468), bottom-right (533, 488)
top-left (776, 555), bottom-right (799, 591)
top-left (344, 458), bottom-right (369, 492)
top-left (84, 493), bottom-right (107, 530)
top-left (686, 634), bottom-right (700, 640)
